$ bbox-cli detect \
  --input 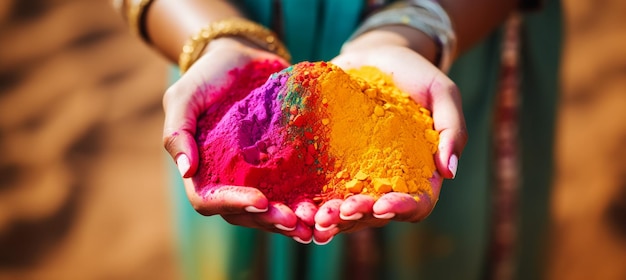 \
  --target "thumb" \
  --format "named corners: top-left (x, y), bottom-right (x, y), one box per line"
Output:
top-left (162, 82), bottom-right (206, 178)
